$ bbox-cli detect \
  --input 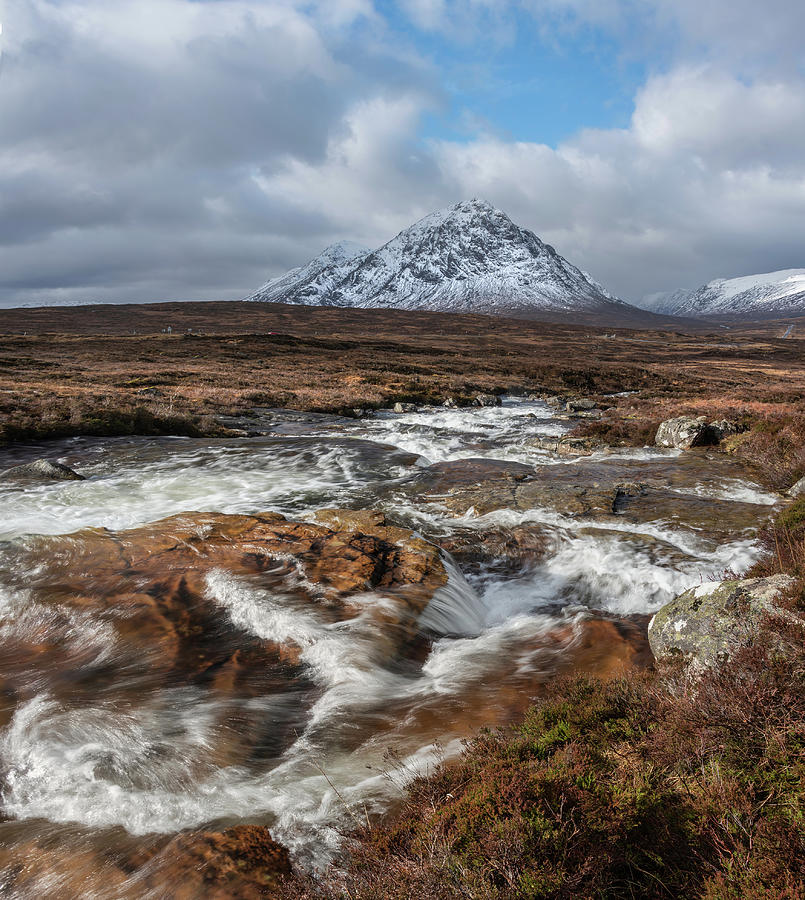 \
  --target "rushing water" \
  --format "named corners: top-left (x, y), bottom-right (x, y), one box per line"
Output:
top-left (0, 398), bottom-right (780, 896)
